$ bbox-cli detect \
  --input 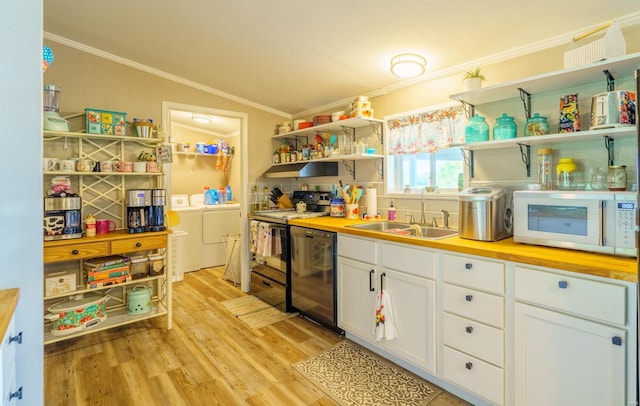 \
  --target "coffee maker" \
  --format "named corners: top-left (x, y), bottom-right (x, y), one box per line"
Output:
top-left (148, 189), bottom-right (166, 232)
top-left (43, 195), bottom-right (83, 240)
top-left (126, 189), bottom-right (150, 234)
